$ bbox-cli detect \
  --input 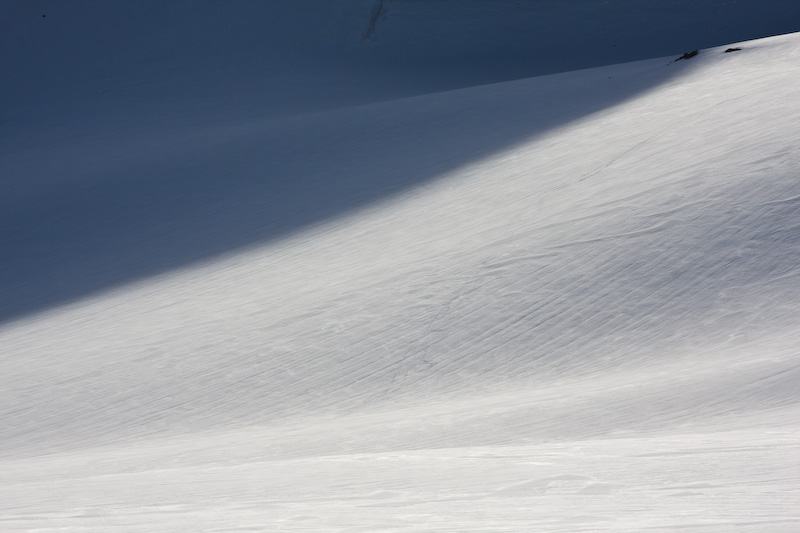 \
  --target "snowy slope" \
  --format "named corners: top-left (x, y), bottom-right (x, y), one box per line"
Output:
top-left (2, 2), bottom-right (800, 532)
top-left (4, 0), bottom-right (800, 324)
top-left (5, 0), bottom-right (800, 149)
